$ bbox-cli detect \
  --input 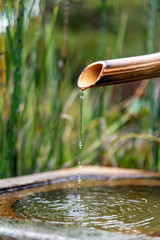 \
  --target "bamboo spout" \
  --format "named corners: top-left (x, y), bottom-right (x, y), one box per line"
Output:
top-left (77, 52), bottom-right (160, 90)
